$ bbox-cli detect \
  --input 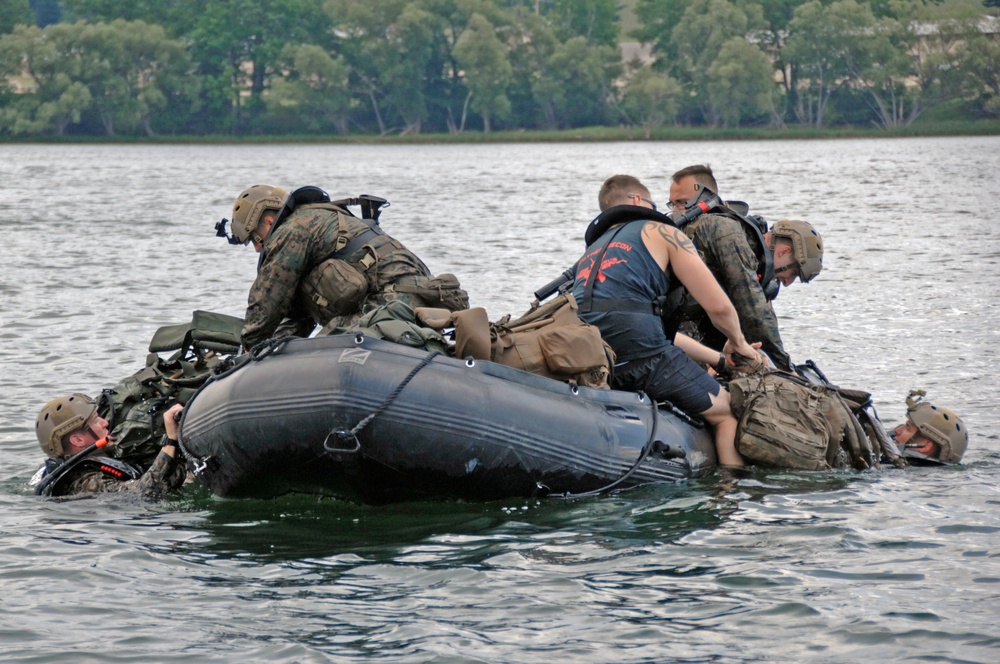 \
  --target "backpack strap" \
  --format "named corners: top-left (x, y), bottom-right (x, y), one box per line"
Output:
top-left (332, 213), bottom-right (385, 270)
top-left (678, 201), bottom-right (776, 300)
top-left (578, 220), bottom-right (686, 340)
